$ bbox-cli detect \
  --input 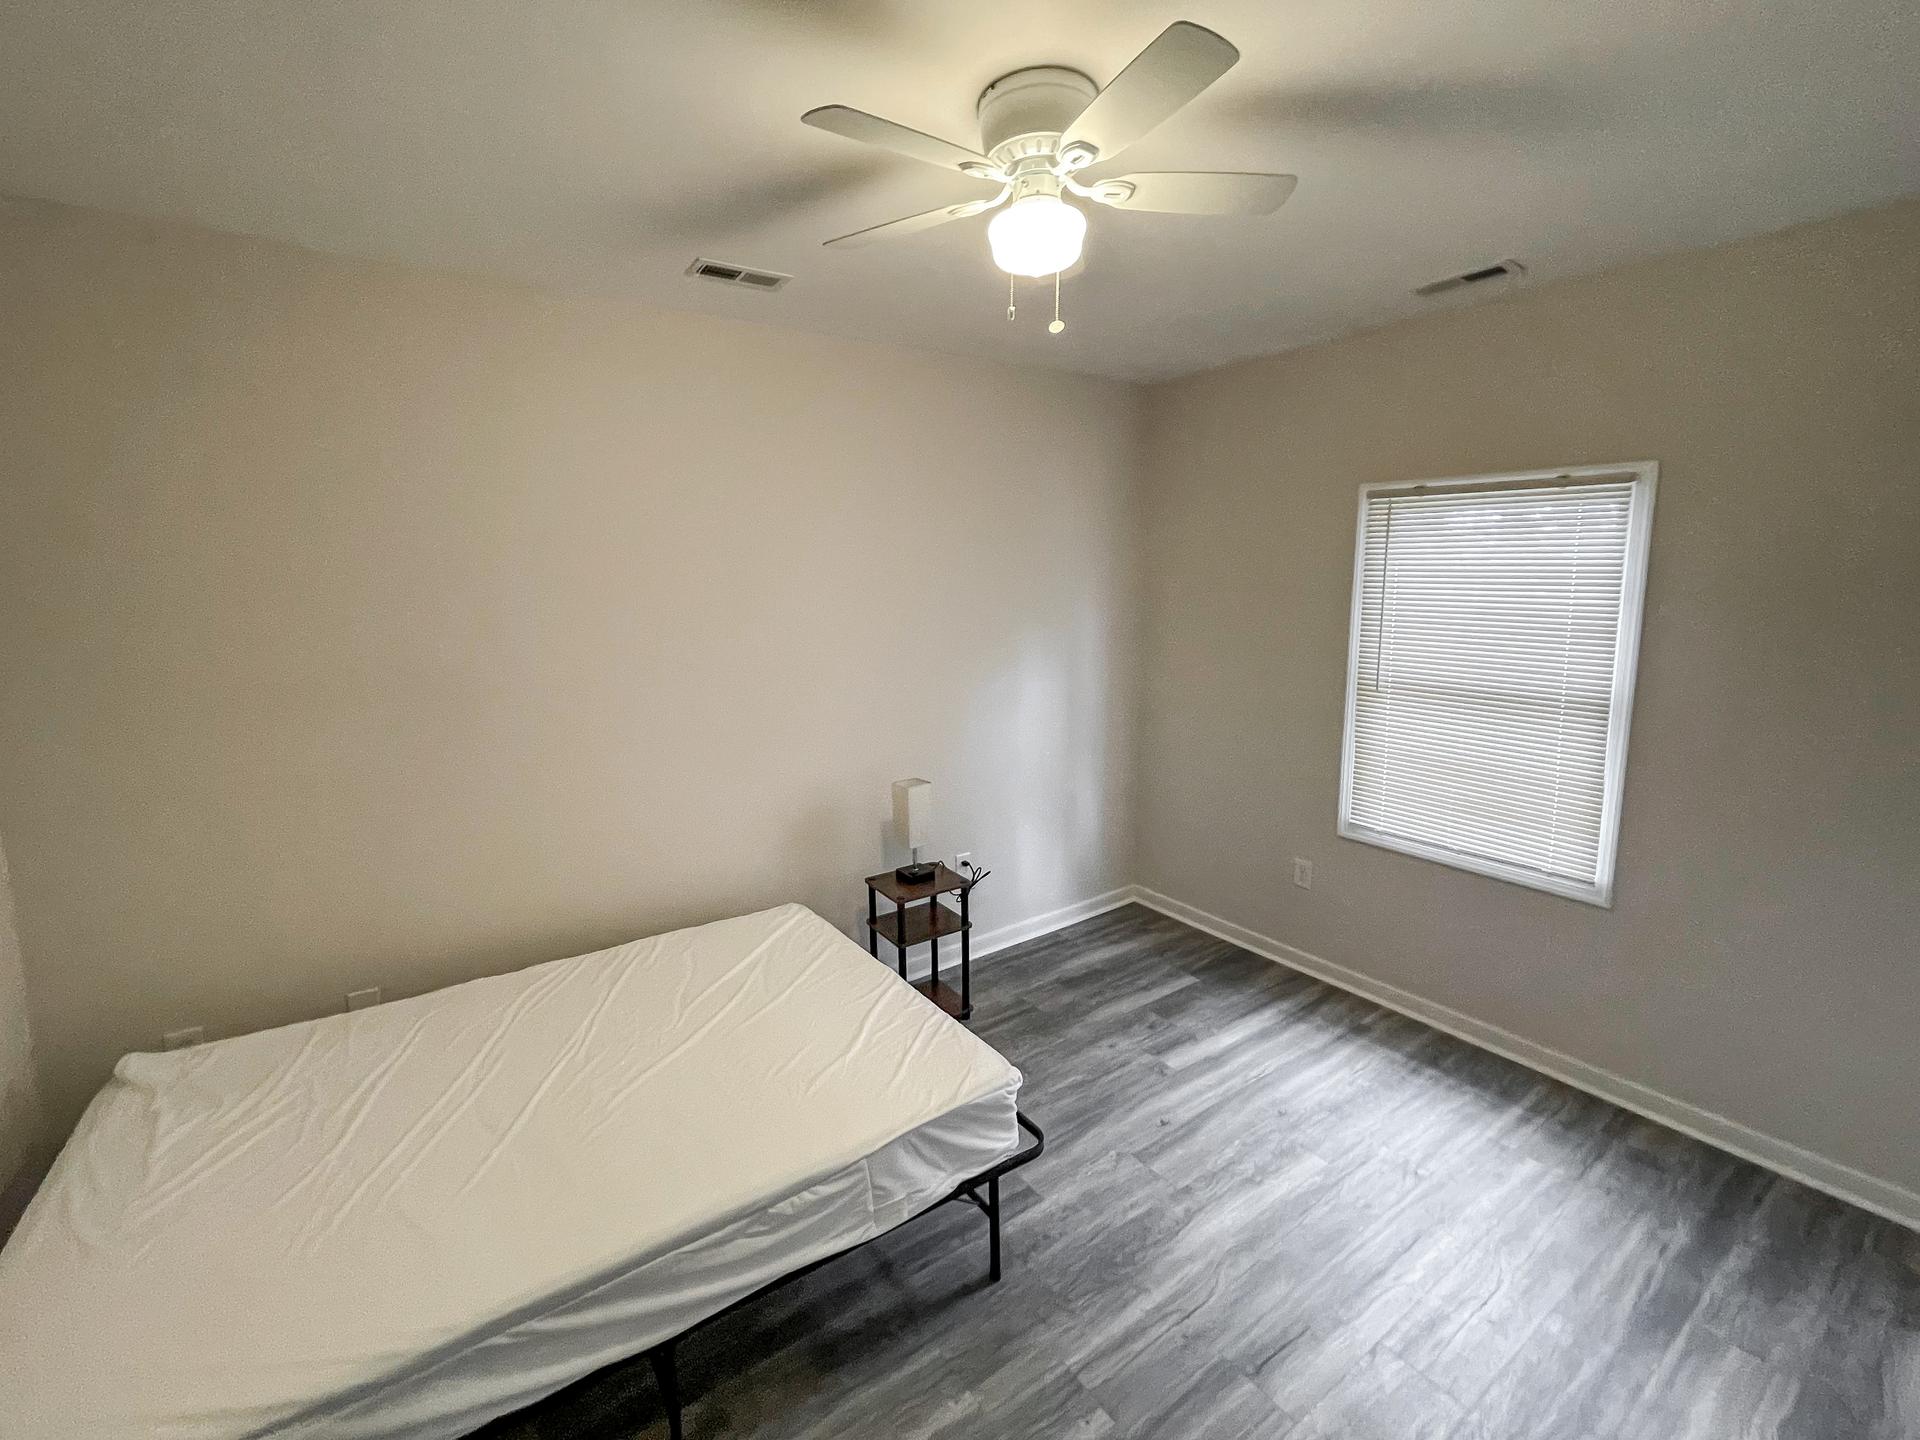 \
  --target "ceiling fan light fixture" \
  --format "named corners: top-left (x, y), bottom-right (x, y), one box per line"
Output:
top-left (988, 193), bottom-right (1086, 277)
top-left (804, 22), bottom-right (1295, 325)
